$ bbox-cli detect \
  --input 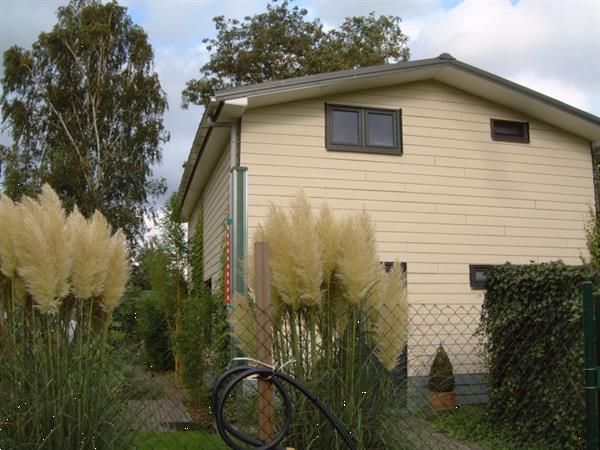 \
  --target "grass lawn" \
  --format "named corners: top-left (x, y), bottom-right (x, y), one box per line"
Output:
top-left (430, 405), bottom-right (544, 450)
top-left (131, 431), bottom-right (228, 449)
